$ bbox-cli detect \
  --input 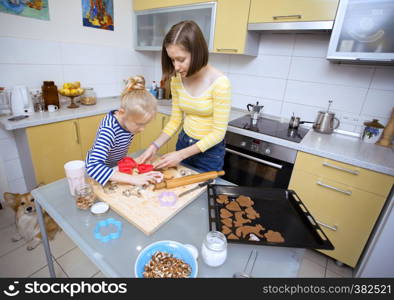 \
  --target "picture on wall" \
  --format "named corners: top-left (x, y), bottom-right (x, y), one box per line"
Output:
top-left (0, 0), bottom-right (49, 20)
top-left (82, 0), bottom-right (114, 31)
